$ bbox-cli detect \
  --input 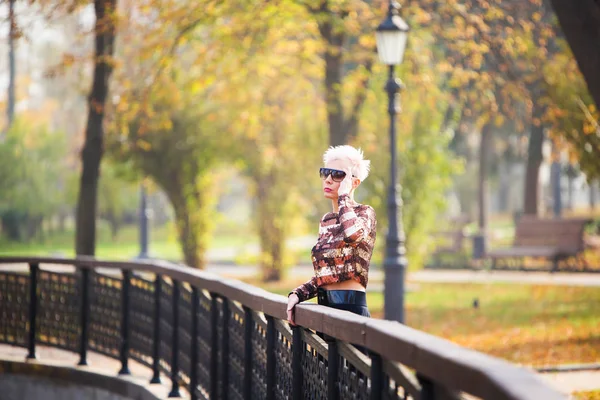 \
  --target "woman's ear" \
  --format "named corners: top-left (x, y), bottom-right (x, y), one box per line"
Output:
top-left (353, 178), bottom-right (361, 189)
